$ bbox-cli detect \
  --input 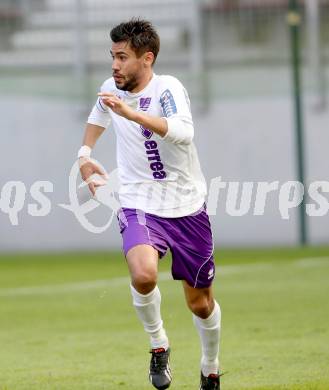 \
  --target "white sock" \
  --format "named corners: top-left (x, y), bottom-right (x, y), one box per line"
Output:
top-left (130, 284), bottom-right (169, 350)
top-left (193, 301), bottom-right (221, 377)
